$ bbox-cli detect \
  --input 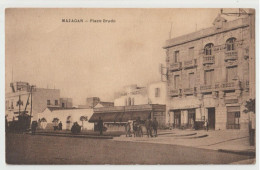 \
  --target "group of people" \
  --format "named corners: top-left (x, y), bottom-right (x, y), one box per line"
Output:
top-left (125, 117), bottom-right (159, 138)
top-left (145, 117), bottom-right (158, 137)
